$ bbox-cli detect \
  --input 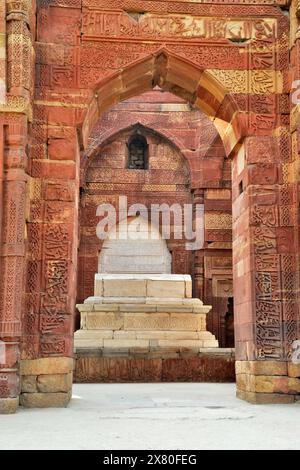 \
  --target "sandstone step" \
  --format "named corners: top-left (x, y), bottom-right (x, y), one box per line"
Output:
top-left (77, 311), bottom-right (207, 331)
